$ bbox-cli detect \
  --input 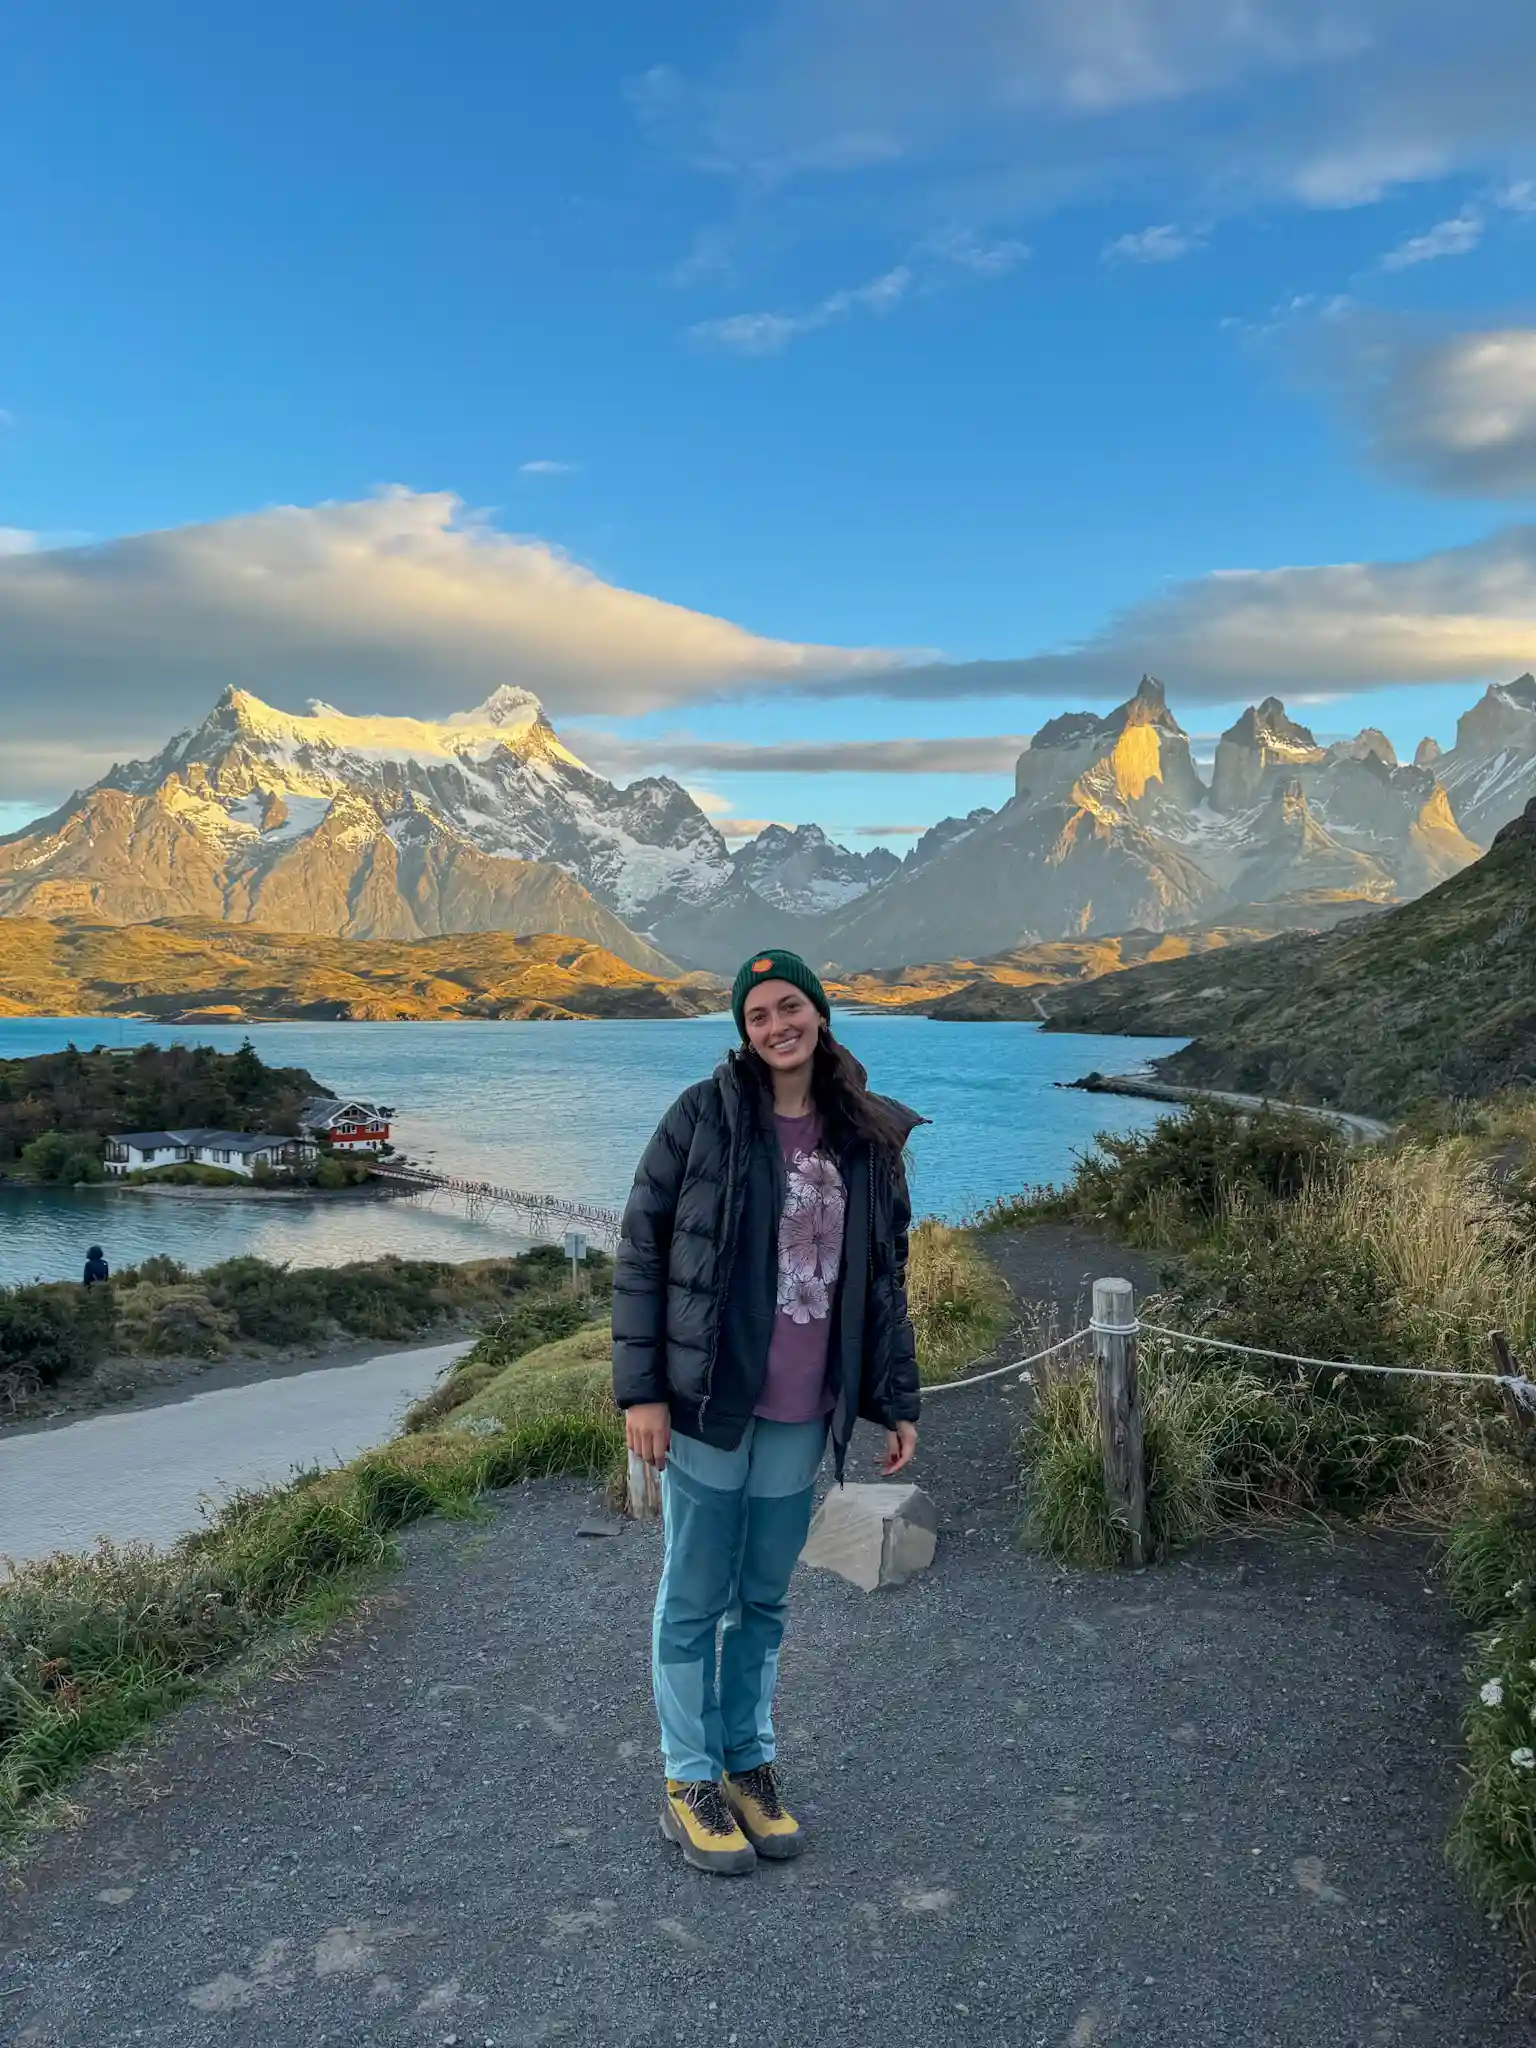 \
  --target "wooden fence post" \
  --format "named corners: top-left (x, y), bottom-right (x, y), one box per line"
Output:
top-left (1093, 1276), bottom-right (1147, 1569)
top-left (626, 1450), bottom-right (662, 1521)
